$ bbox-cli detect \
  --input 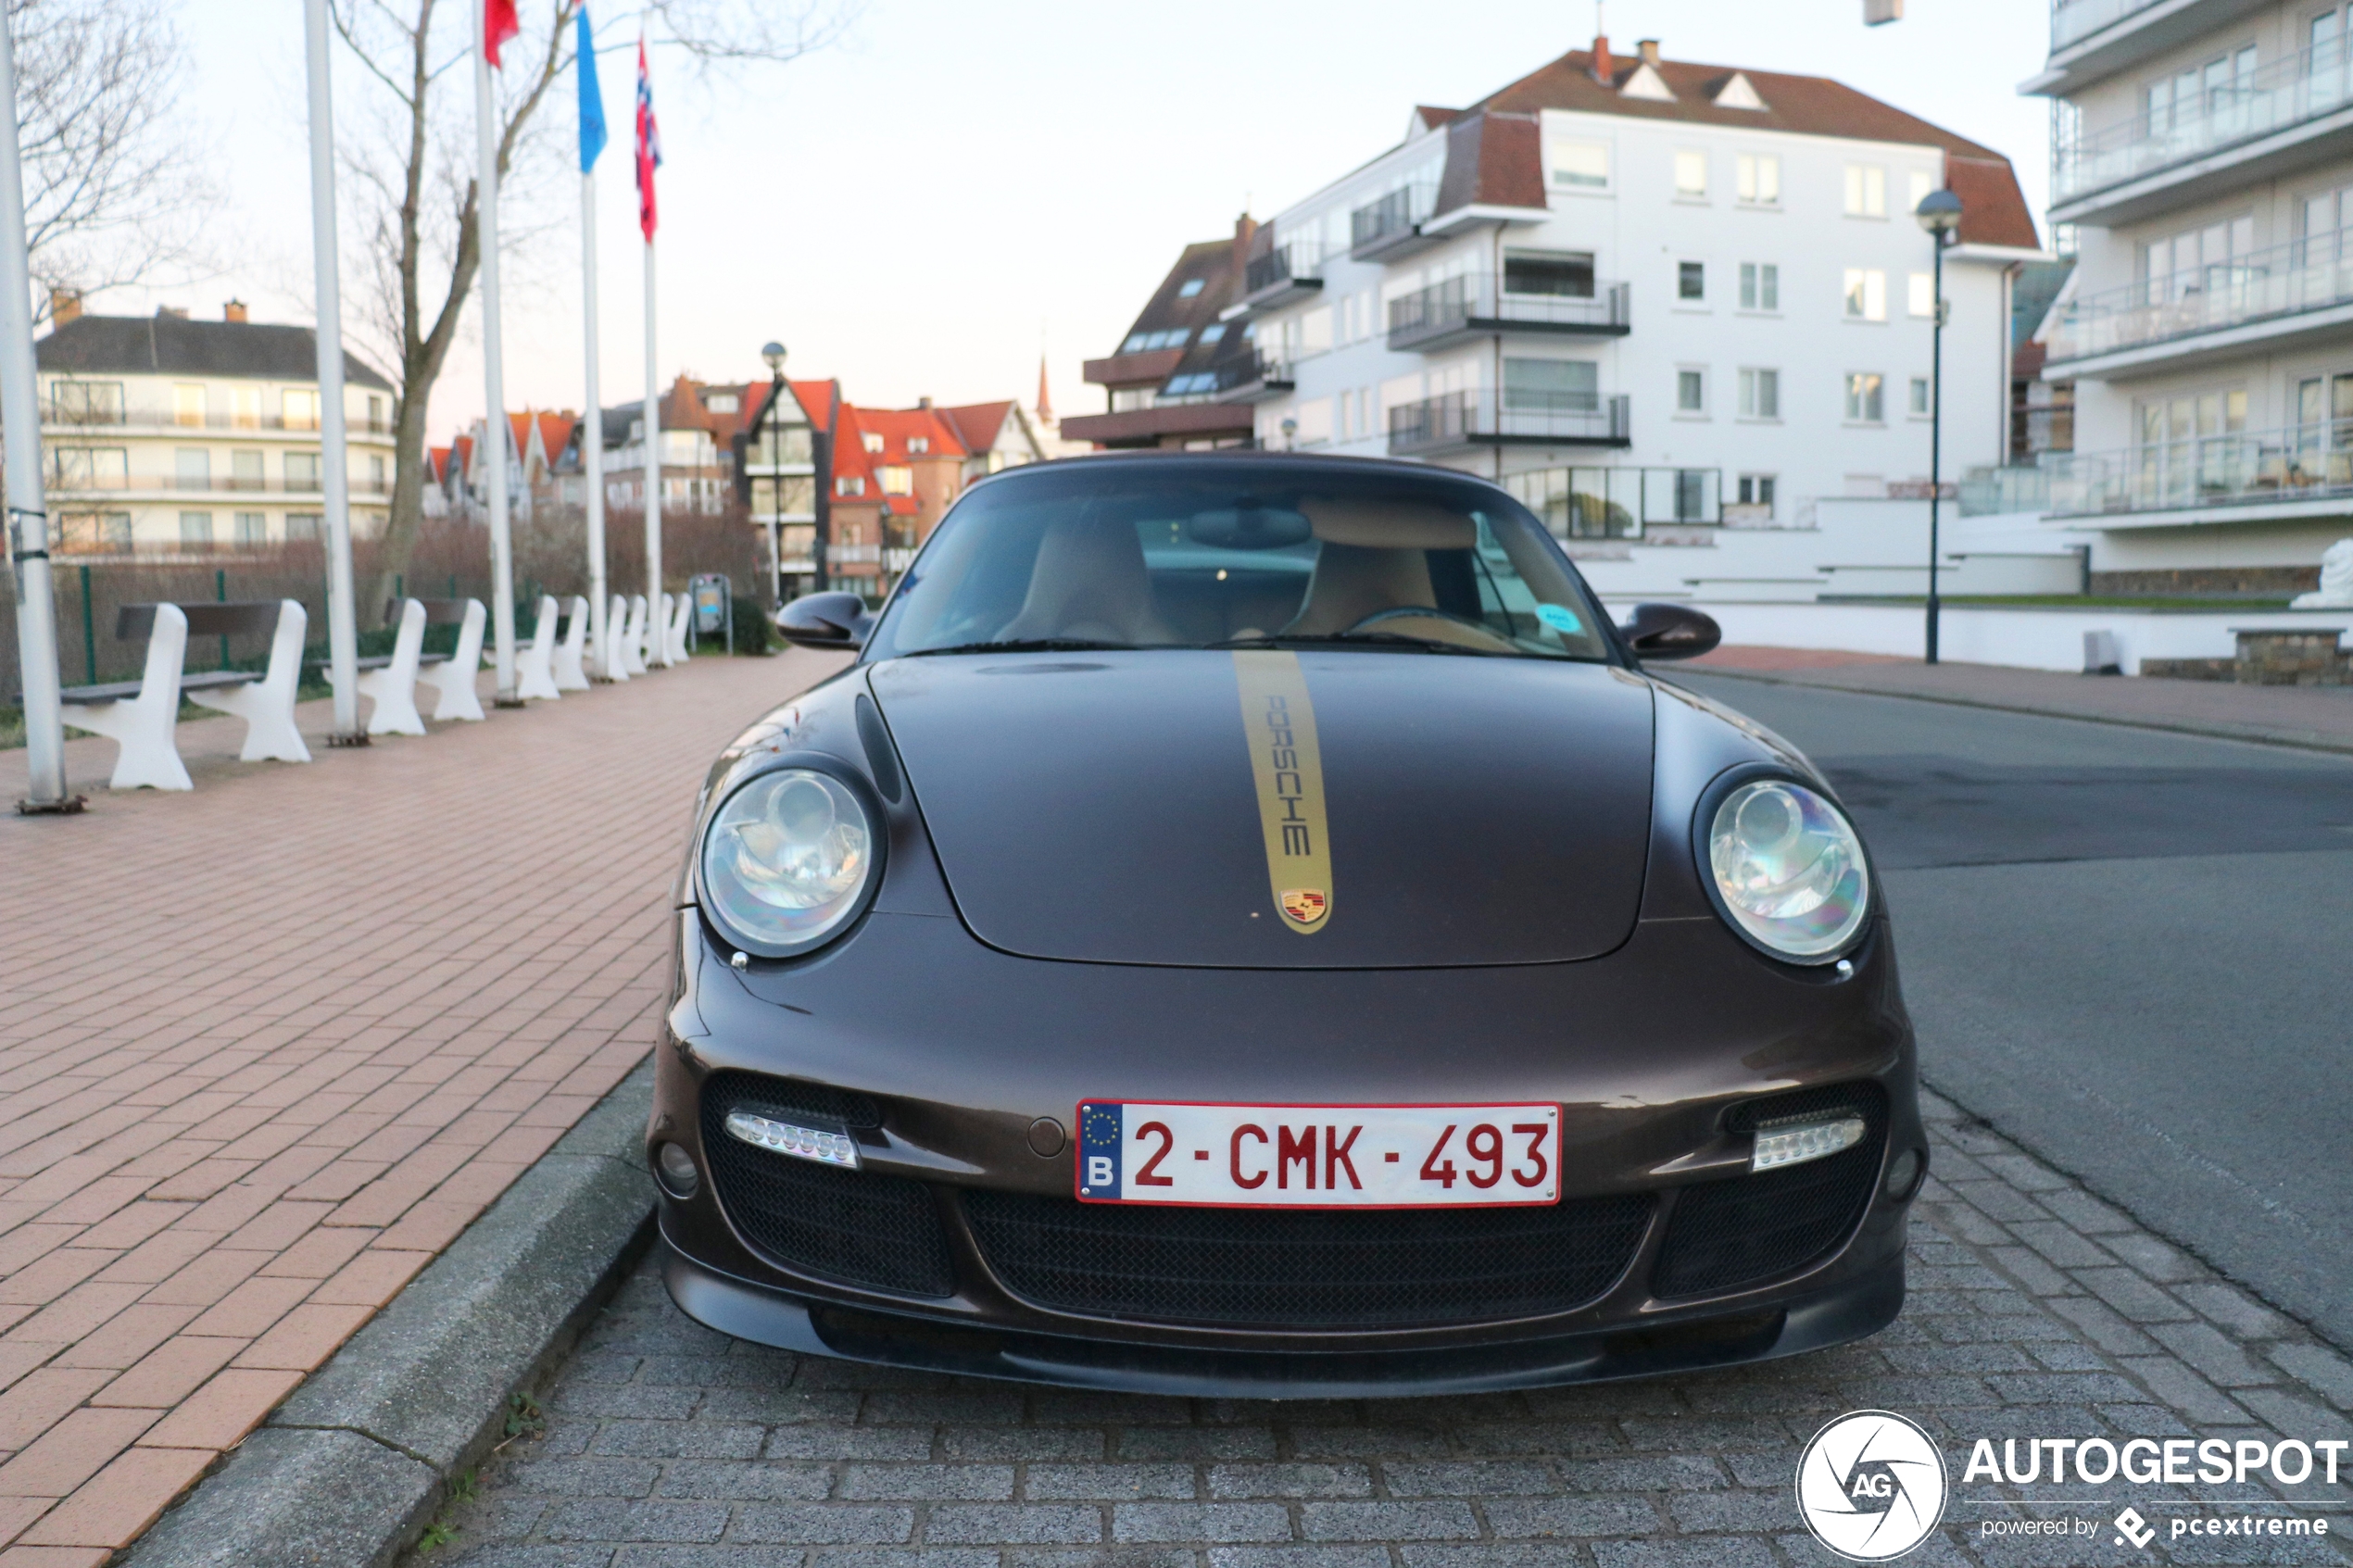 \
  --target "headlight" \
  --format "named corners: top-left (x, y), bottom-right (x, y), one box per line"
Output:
top-left (700, 768), bottom-right (879, 955)
top-left (1705, 779), bottom-right (1870, 961)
